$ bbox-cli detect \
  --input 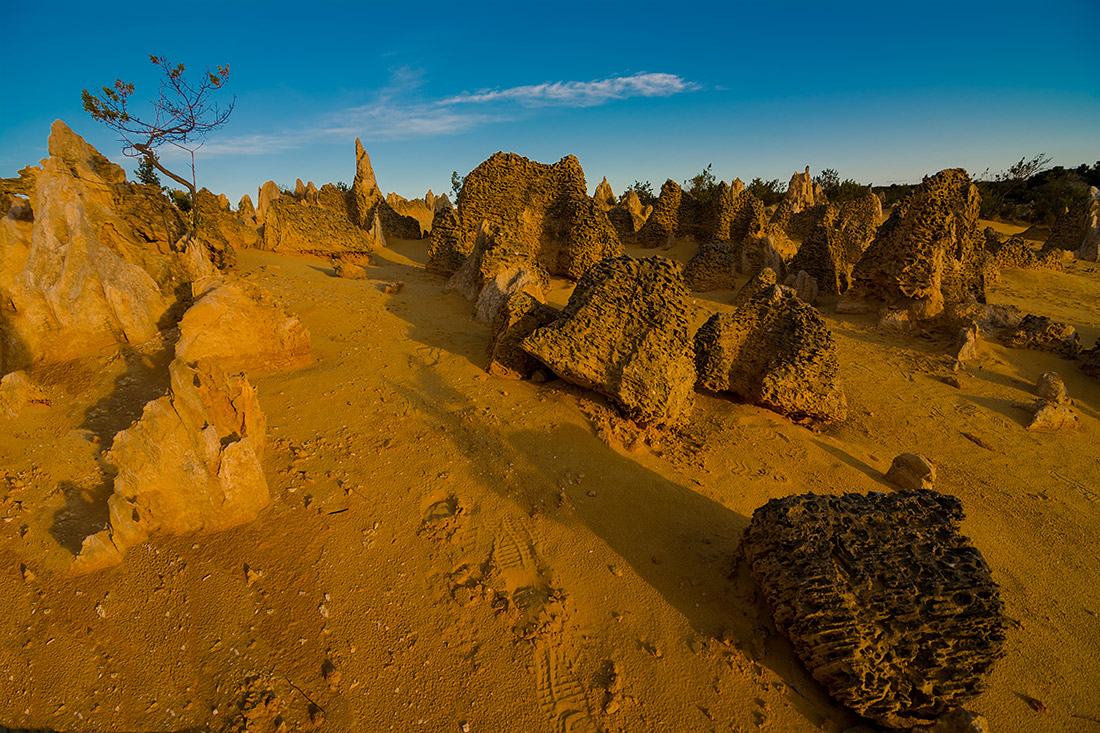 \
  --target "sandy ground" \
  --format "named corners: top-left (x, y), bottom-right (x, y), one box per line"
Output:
top-left (1, 230), bottom-right (1099, 732)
